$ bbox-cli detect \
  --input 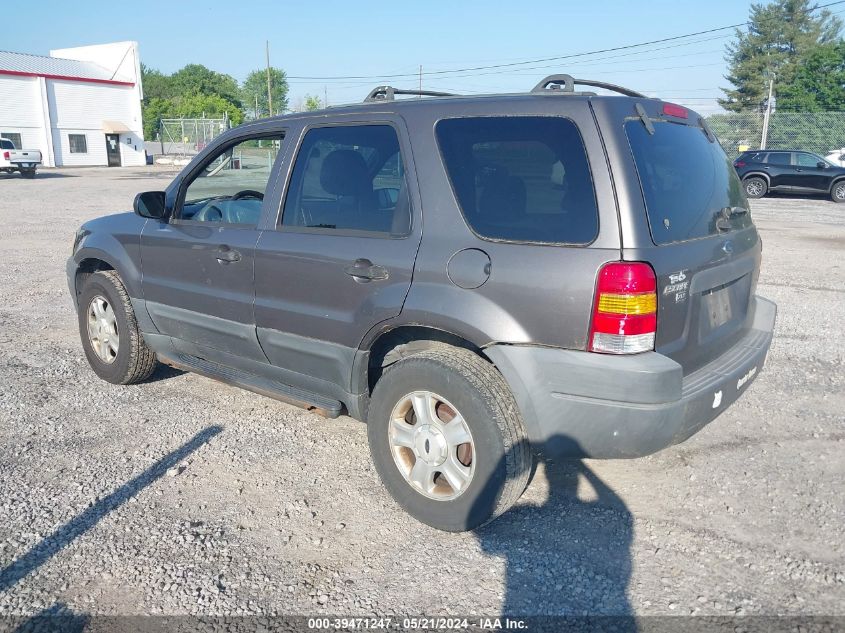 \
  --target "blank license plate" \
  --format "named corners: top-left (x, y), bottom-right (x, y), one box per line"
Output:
top-left (705, 287), bottom-right (733, 328)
